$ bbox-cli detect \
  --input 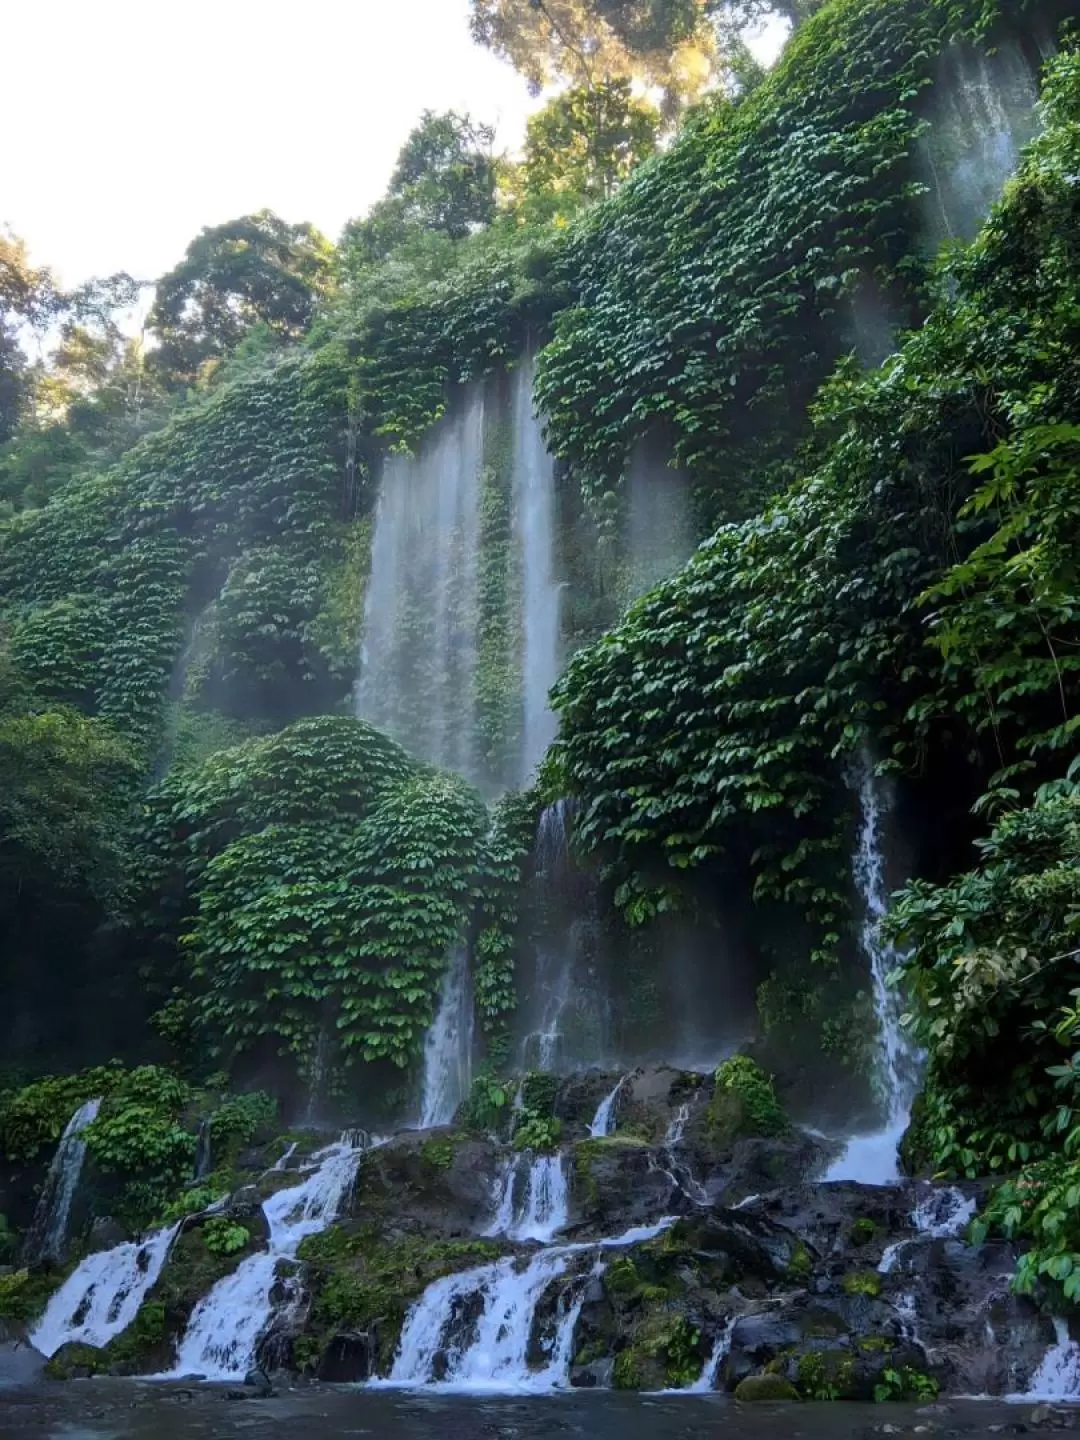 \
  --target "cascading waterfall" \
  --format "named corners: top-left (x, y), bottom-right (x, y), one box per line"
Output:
top-left (687, 1315), bottom-right (737, 1393)
top-left (1016, 1318), bottom-right (1080, 1403)
top-left (31, 1223), bottom-right (179, 1358)
top-left (825, 752), bottom-right (921, 1185)
top-left (485, 1153), bottom-right (569, 1244)
top-left (879, 1184), bottom-right (978, 1274)
top-left (589, 1075), bottom-right (630, 1138)
top-left (919, 40), bottom-right (1043, 249)
top-left (22, 1096), bottom-right (101, 1268)
top-left (419, 945), bottom-right (474, 1130)
top-left (168, 1136), bottom-right (363, 1380)
top-left (665, 1103), bottom-right (691, 1146)
top-left (521, 800), bottom-right (578, 1070)
top-left (382, 1217), bottom-right (675, 1392)
top-left (512, 356), bottom-right (562, 787)
top-left (356, 391), bottom-right (485, 780)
